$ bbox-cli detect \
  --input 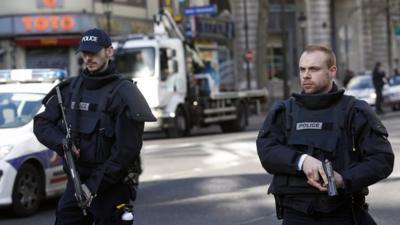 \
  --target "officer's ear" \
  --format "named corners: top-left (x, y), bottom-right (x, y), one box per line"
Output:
top-left (105, 46), bottom-right (114, 58)
top-left (328, 65), bottom-right (337, 80)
